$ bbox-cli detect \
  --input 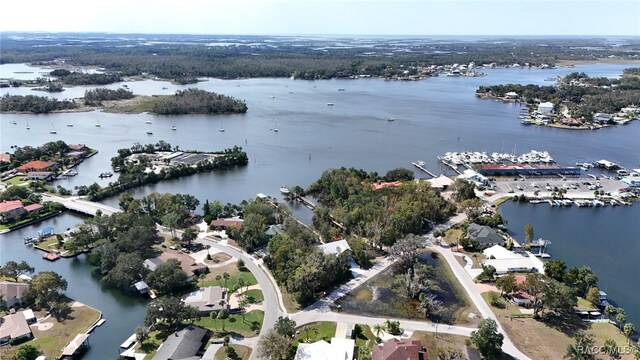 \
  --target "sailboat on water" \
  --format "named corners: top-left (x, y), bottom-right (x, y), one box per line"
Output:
top-left (95, 119), bottom-right (101, 127)
top-left (218, 118), bottom-right (225, 132)
top-left (49, 121), bottom-right (57, 134)
top-left (273, 118), bottom-right (279, 132)
top-left (26, 119), bottom-right (30, 130)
